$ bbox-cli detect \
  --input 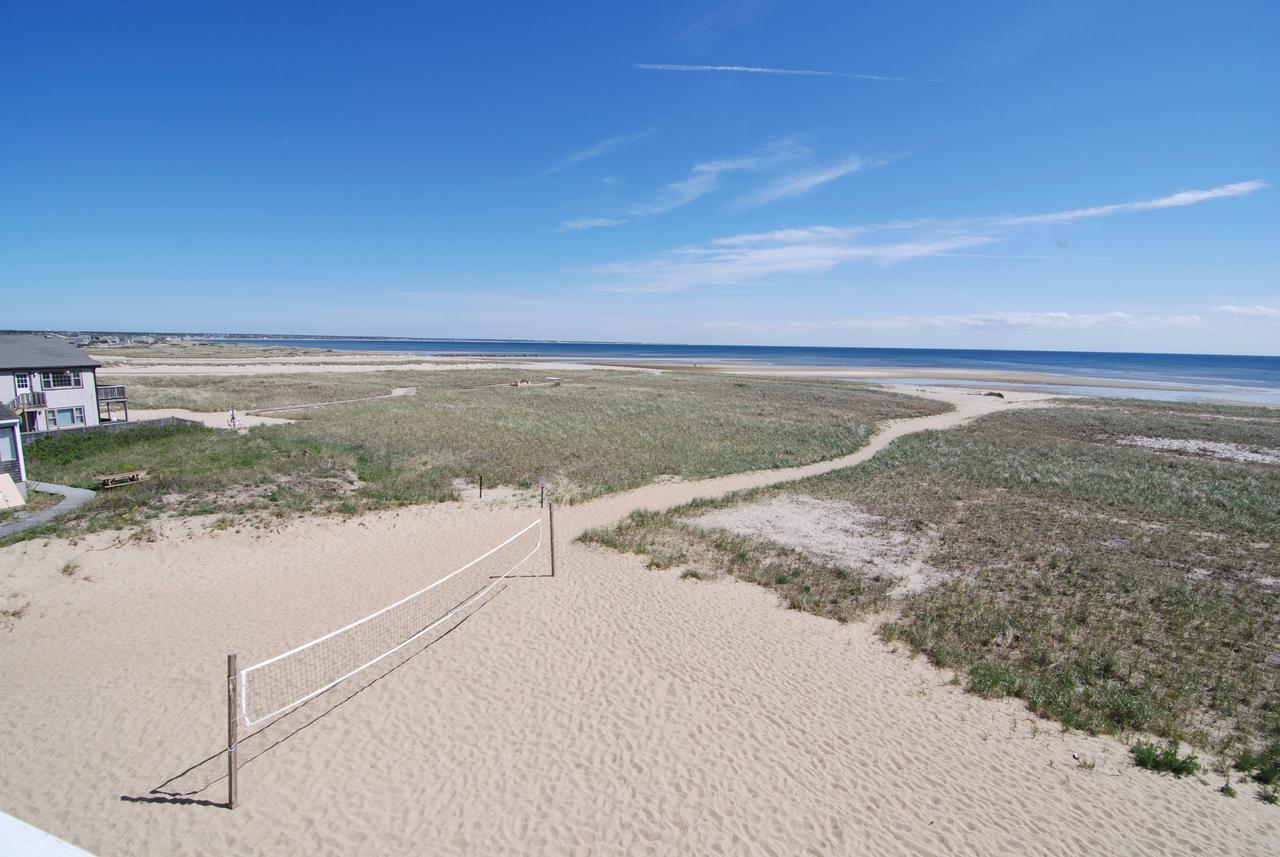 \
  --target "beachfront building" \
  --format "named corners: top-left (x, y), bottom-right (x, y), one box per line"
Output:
top-left (0, 404), bottom-right (25, 494)
top-left (0, 334), bottom-right (127, 433)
